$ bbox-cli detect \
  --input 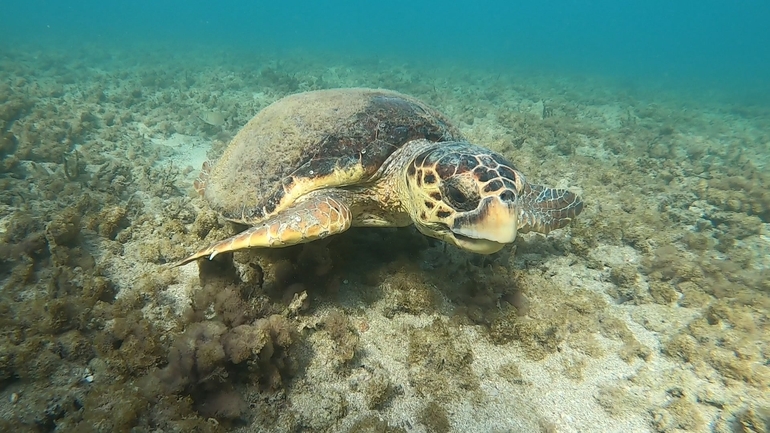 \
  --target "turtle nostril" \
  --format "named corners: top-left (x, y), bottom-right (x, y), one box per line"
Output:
top-left (500, 190), bottom-right (515, 202)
